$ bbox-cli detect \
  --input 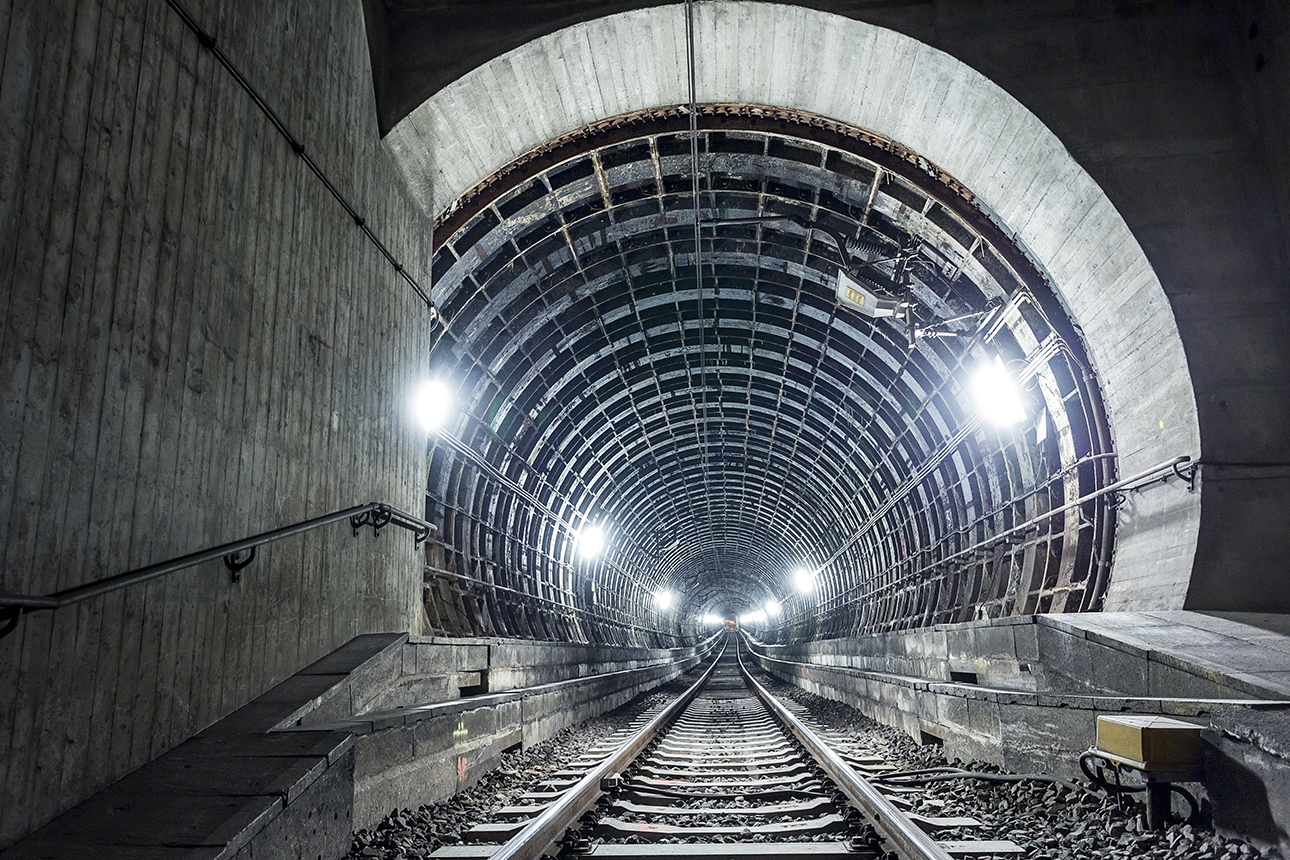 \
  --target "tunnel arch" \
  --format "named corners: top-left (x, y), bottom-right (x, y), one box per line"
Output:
top-left (393, 2), bottom-right (1202, 642)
